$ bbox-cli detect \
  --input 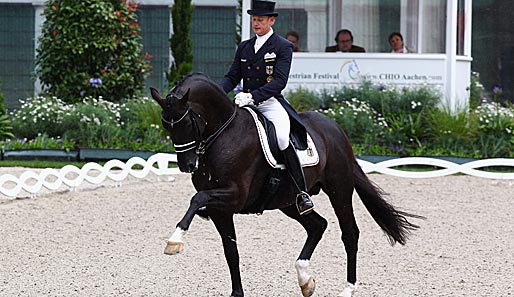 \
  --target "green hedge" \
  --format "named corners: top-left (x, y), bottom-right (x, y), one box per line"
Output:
top-left (287, 83), bottom-right (514, 158)
top-left (6, 96), bottom-right (171, 152)
top-left (3, 82), bottom-right (514, 158)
